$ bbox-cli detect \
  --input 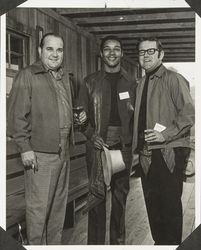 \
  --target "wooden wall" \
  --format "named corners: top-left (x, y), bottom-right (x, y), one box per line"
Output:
top-left (6, 8), bottom-right (99, 98)
top-left (6, 7), bottom-right (138, 97)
